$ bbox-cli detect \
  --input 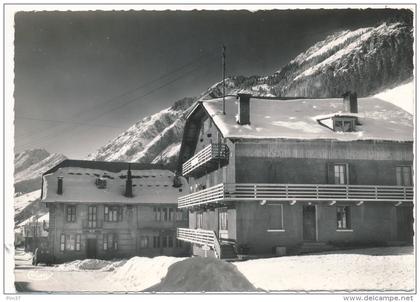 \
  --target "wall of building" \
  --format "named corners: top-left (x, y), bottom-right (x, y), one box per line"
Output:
top-left (49, 203), bottom-right (189, 263)
top-left (235, 140), bottom-right (413, 185)
top-left (234, 201), bottom-right (412, 255)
